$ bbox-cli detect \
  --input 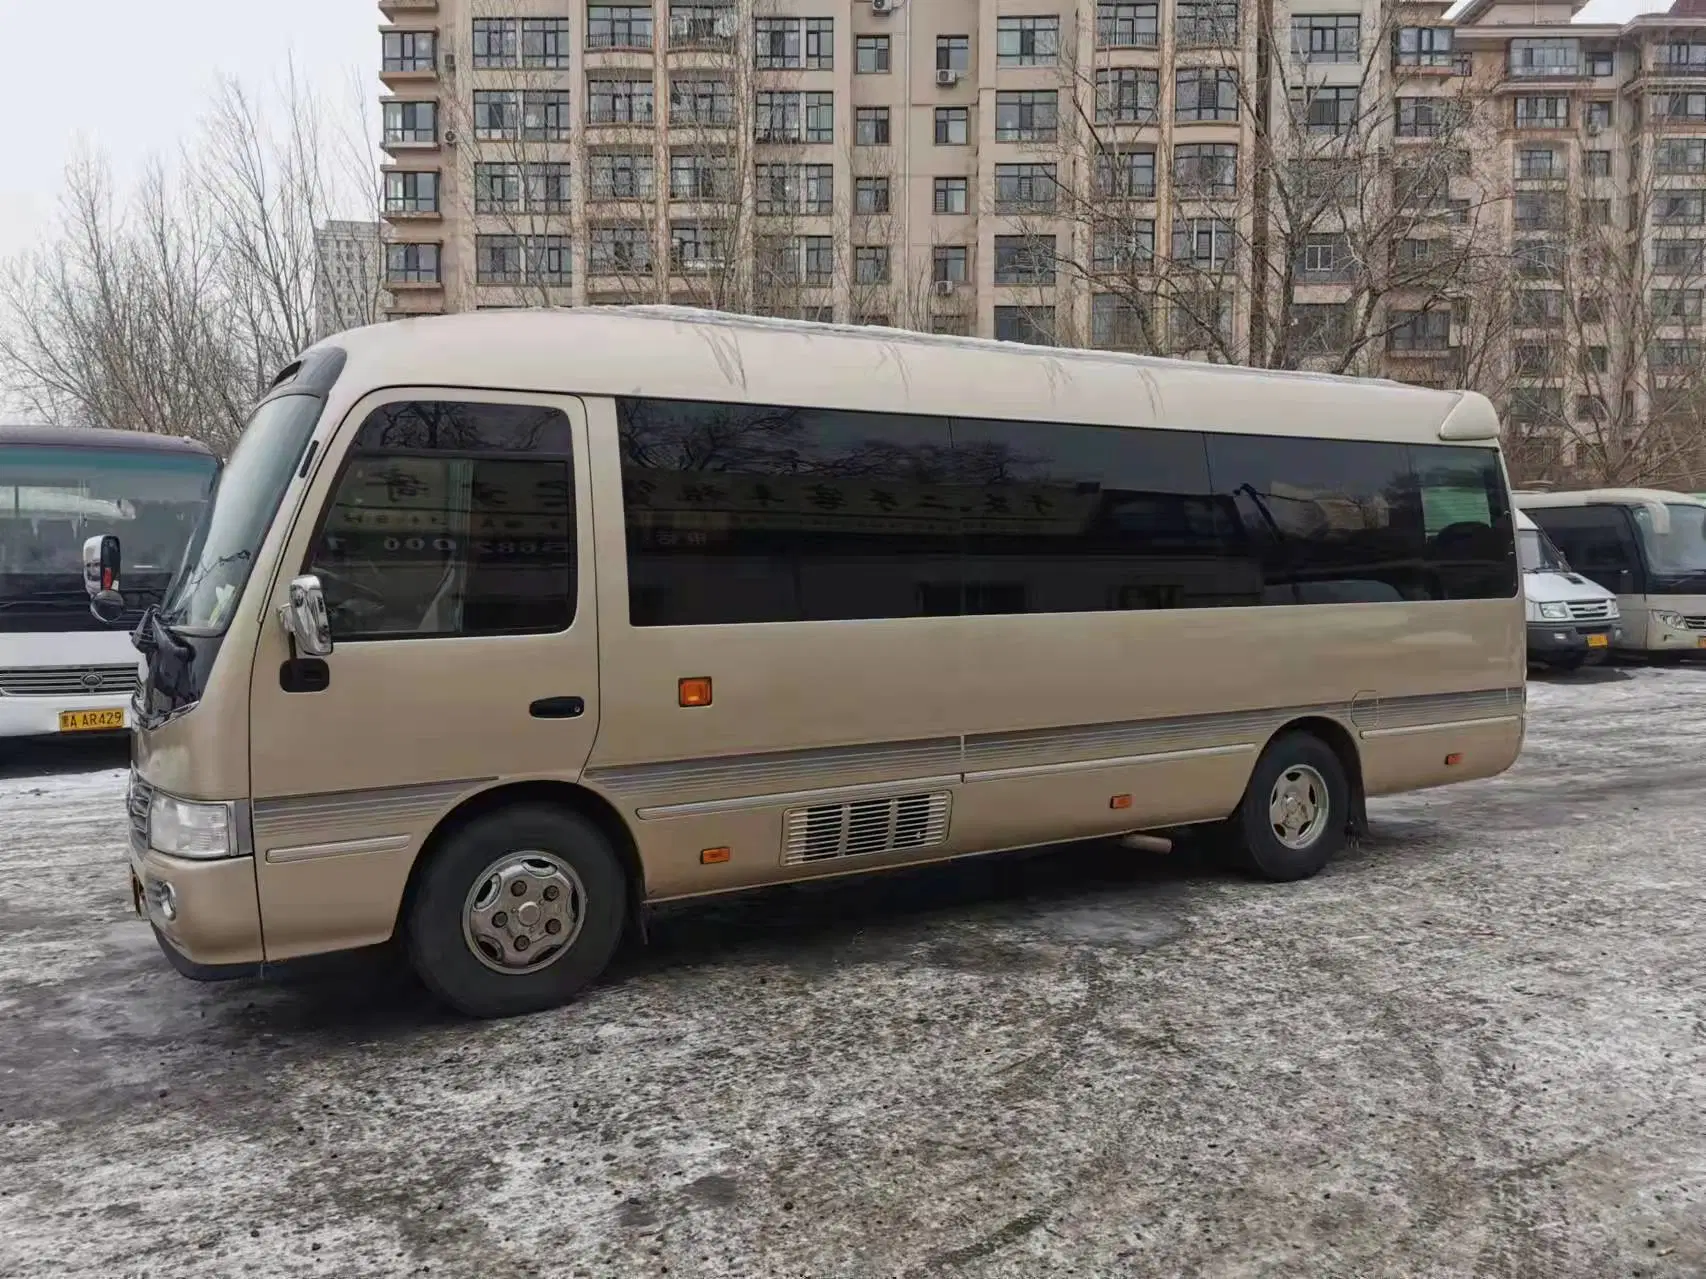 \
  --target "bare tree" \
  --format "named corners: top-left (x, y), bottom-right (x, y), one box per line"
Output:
top-left (1493, 121), bottom-right (1706, 489)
